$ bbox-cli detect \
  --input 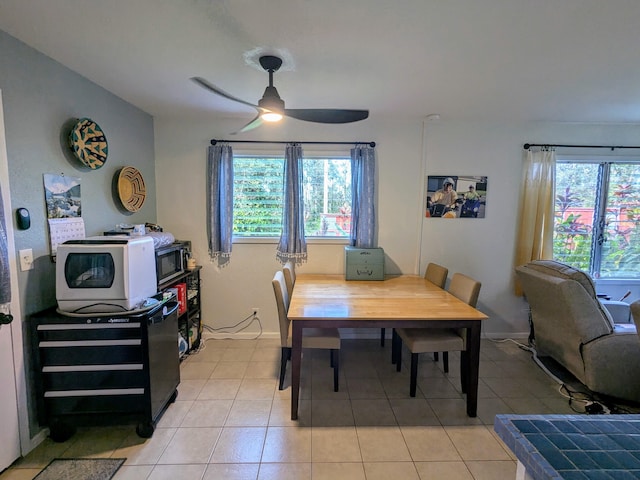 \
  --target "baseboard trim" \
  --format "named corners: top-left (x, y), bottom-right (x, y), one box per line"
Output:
top-left (20, 428), bottom-right (49, 457)
top-left (484, 332), bottom-right (529, 340)
top-left (201, 331), bottom-right (280, 341)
